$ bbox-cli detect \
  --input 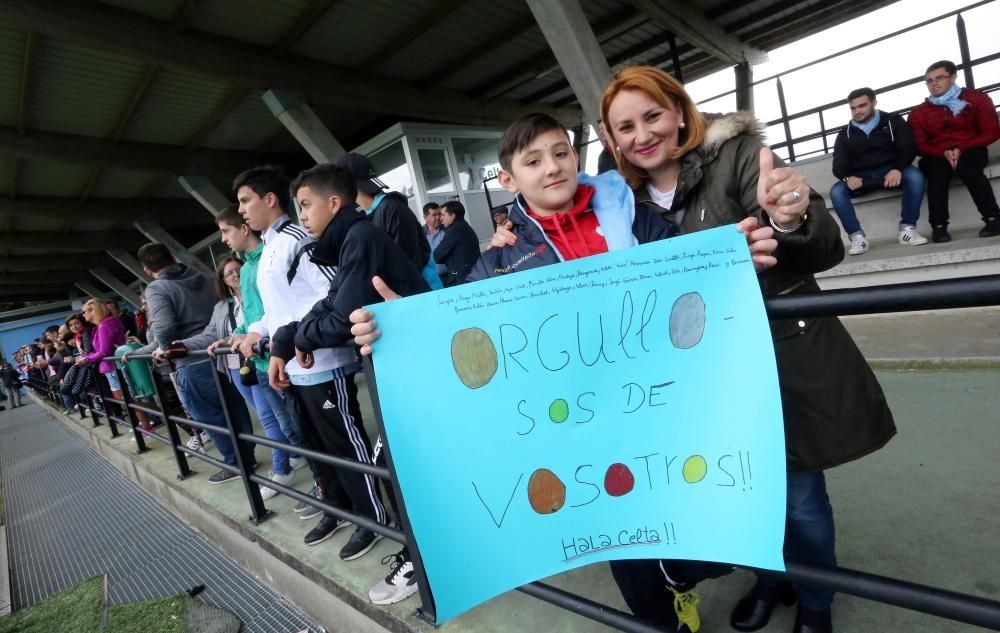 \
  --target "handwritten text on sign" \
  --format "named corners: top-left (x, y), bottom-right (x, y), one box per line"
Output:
top-left (369, 227), bottom-right (786, 623)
